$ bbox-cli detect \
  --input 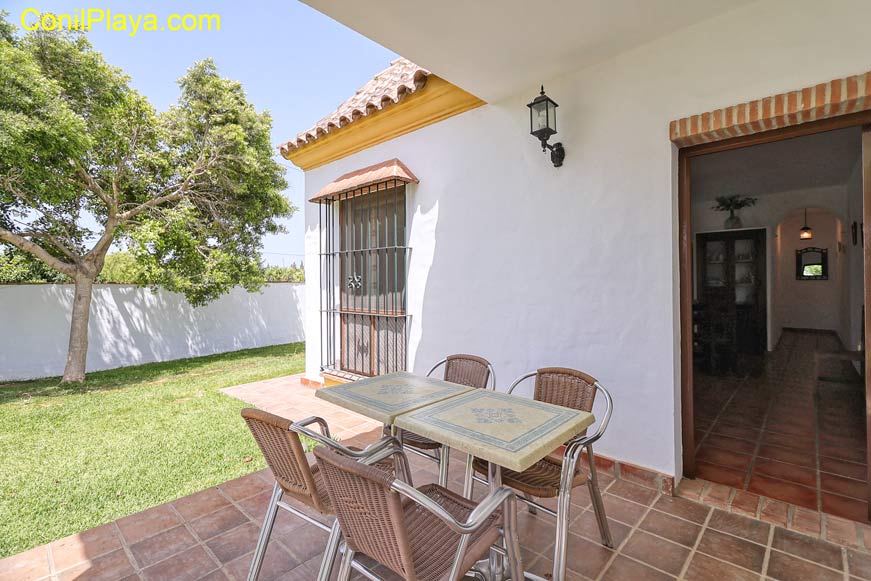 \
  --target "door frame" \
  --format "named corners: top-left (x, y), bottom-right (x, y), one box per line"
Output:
top-left (678, 110), bottom-right (871, 482)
